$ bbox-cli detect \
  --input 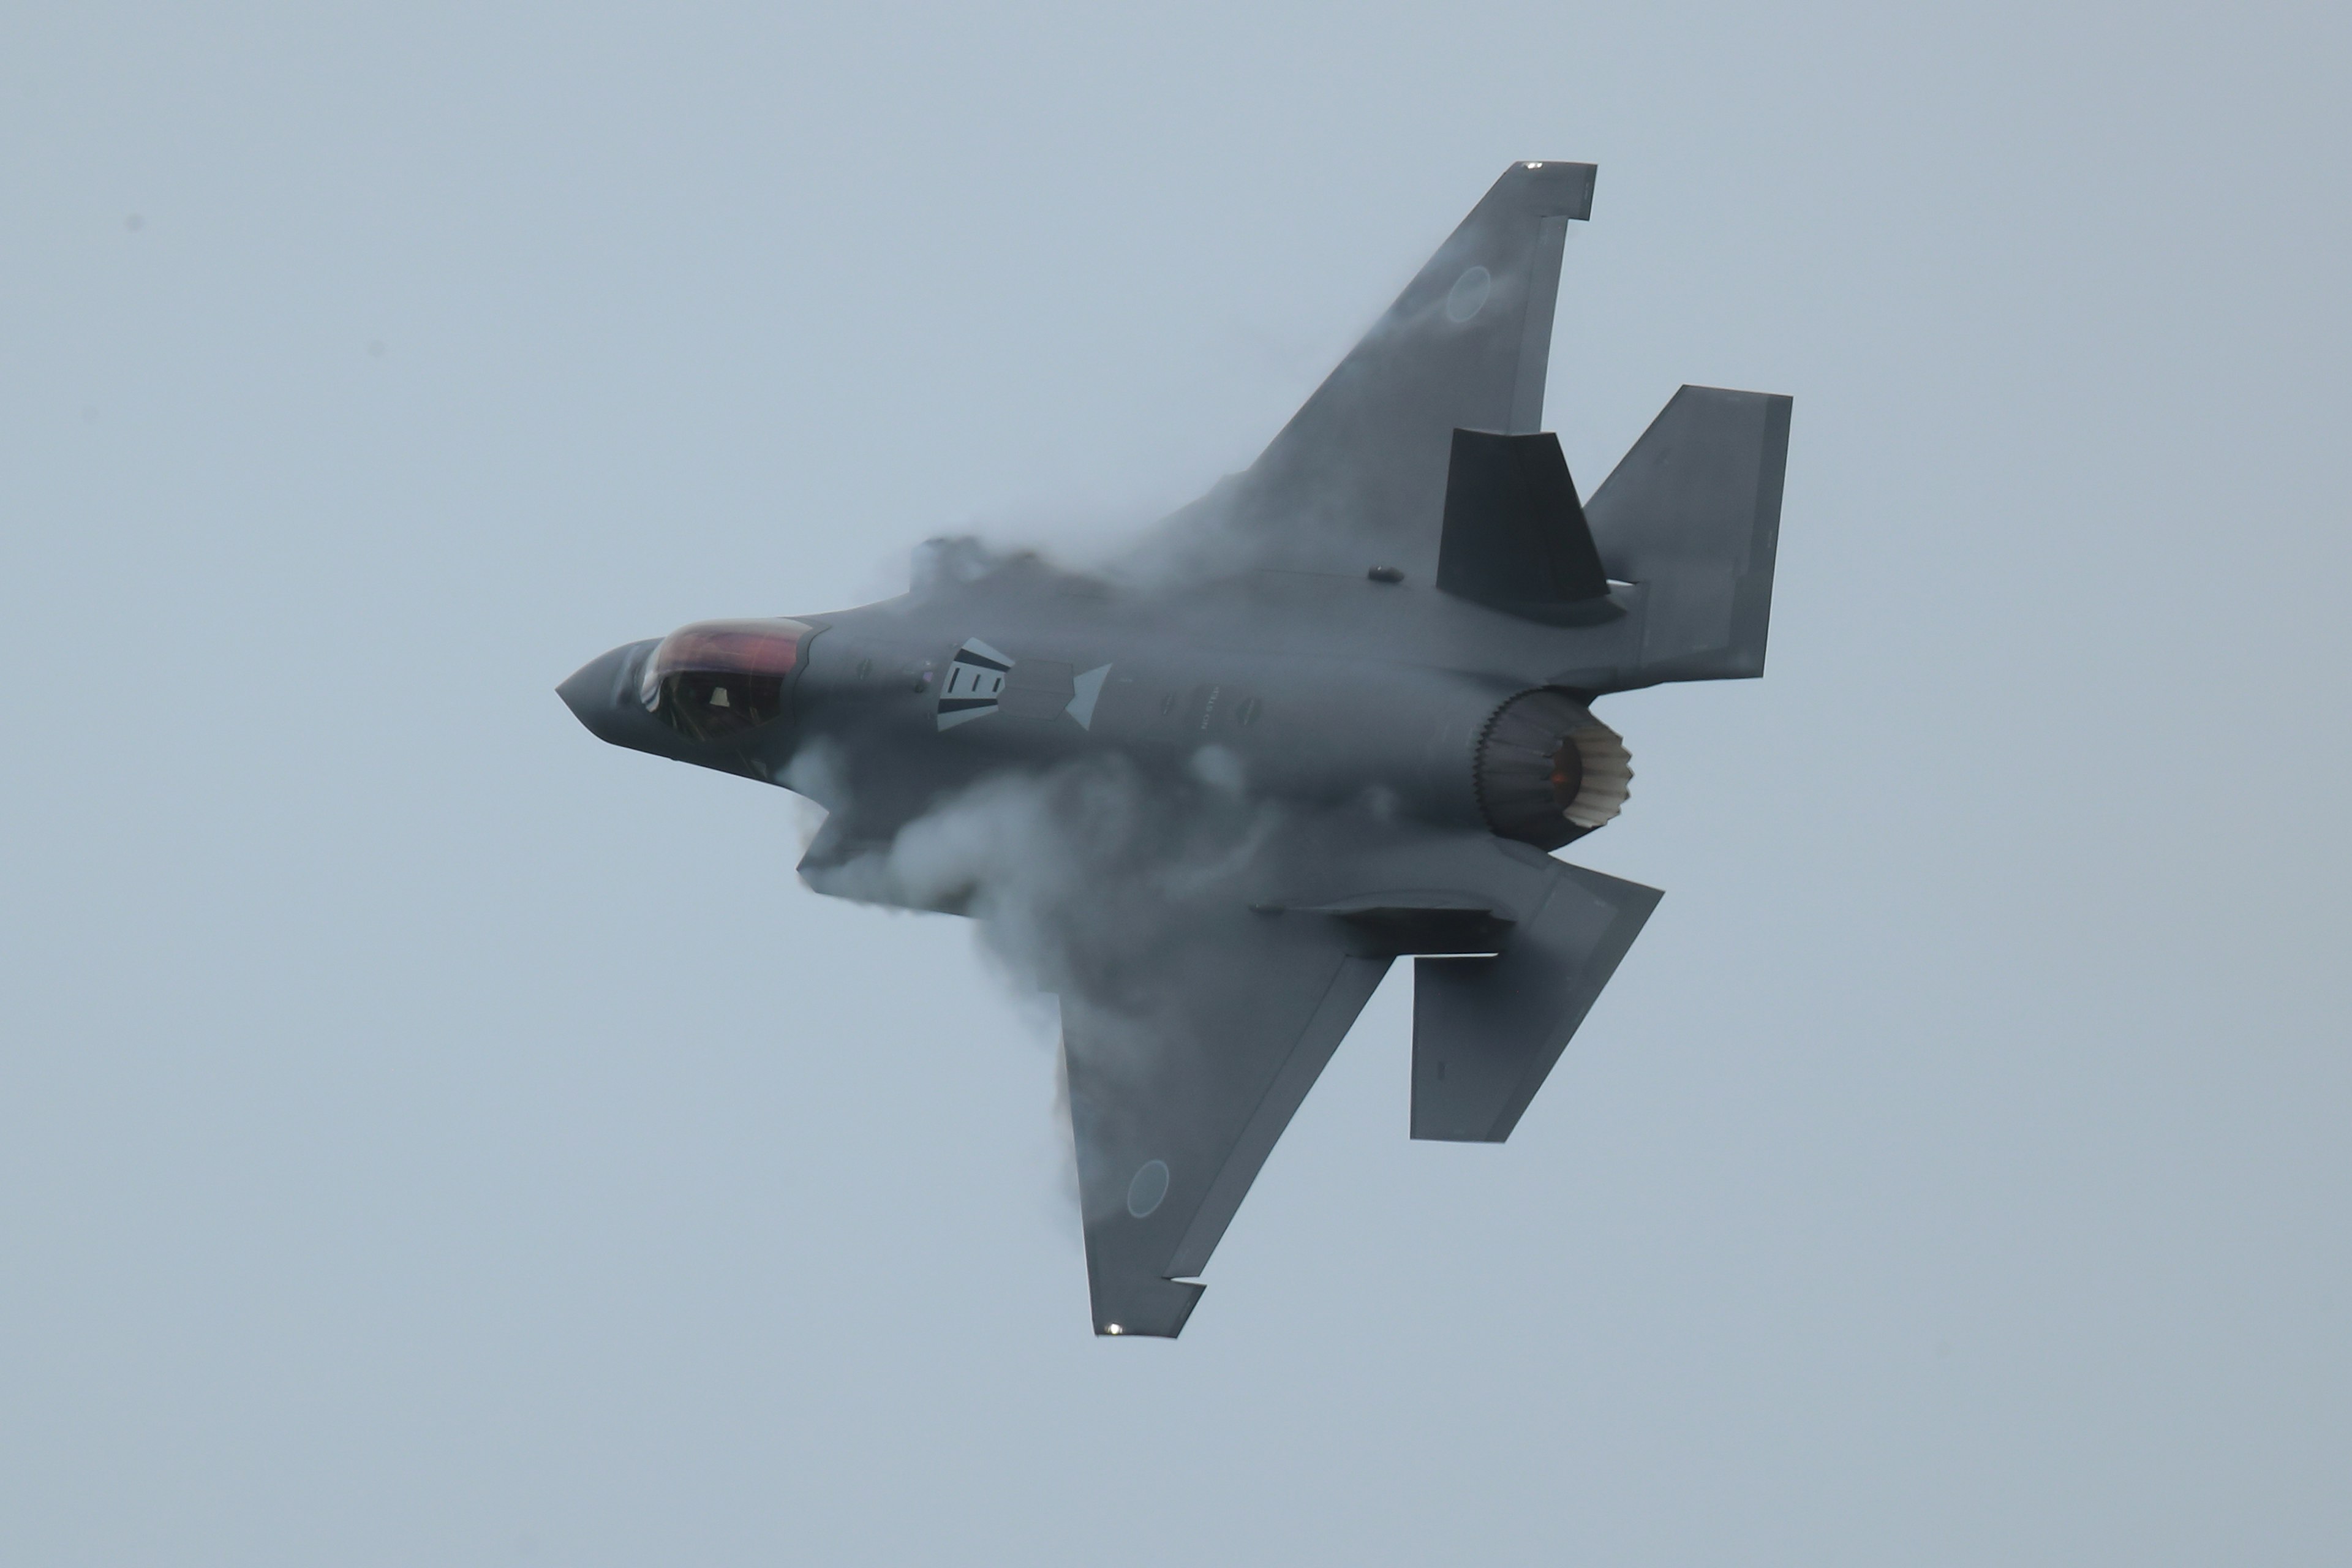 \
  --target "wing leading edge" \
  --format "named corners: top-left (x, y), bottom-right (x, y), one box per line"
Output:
top-left (1142, 161), bottom-right (1596, 583)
